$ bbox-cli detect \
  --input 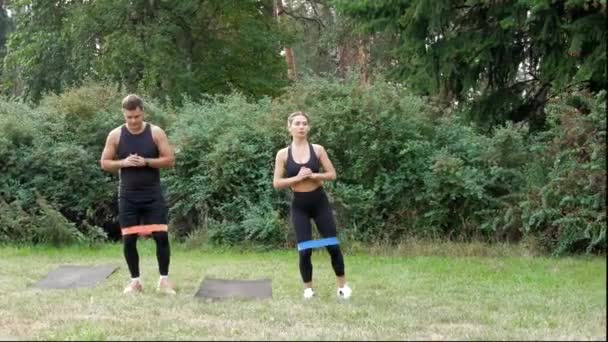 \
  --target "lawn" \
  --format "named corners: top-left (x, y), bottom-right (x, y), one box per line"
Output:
top-left (0, 242), bottom-right (605, 340)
